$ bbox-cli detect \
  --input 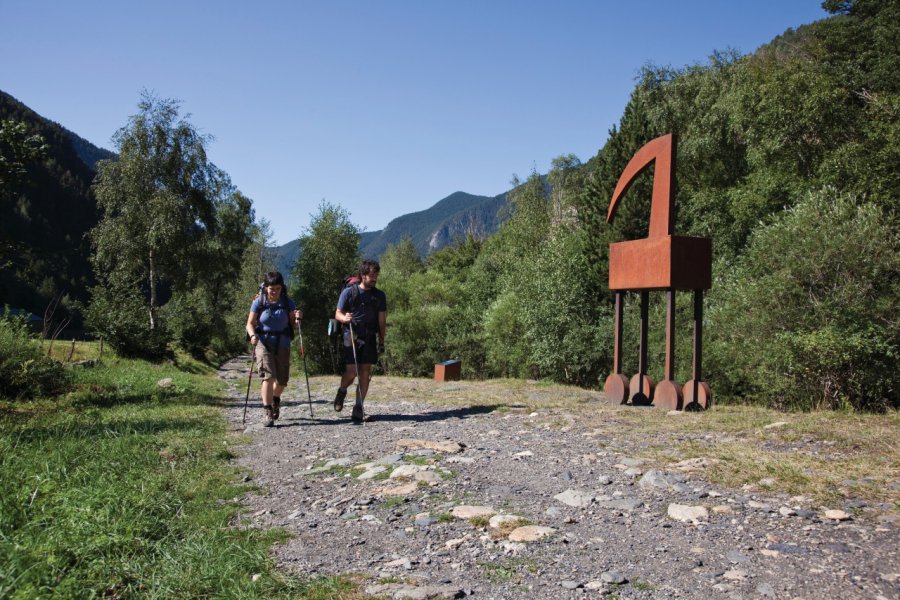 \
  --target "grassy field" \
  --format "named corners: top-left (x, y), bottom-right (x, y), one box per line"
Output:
top-left (365, 376), bottom-right (900, 515)
top-left (0, 352), bottom-right (360, 599)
